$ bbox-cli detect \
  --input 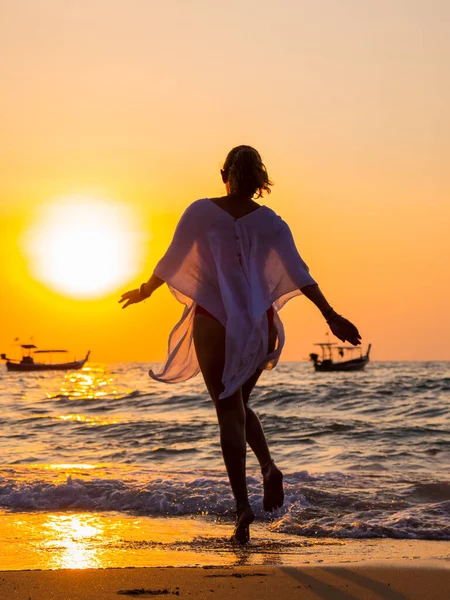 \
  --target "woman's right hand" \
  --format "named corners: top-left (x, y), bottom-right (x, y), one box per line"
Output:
top-left (119, 289), bottom-right (143, 309)
top-left (119, 284), bottom-right (150, 309)
top-left (329, 316), bottom-right (361, 346)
